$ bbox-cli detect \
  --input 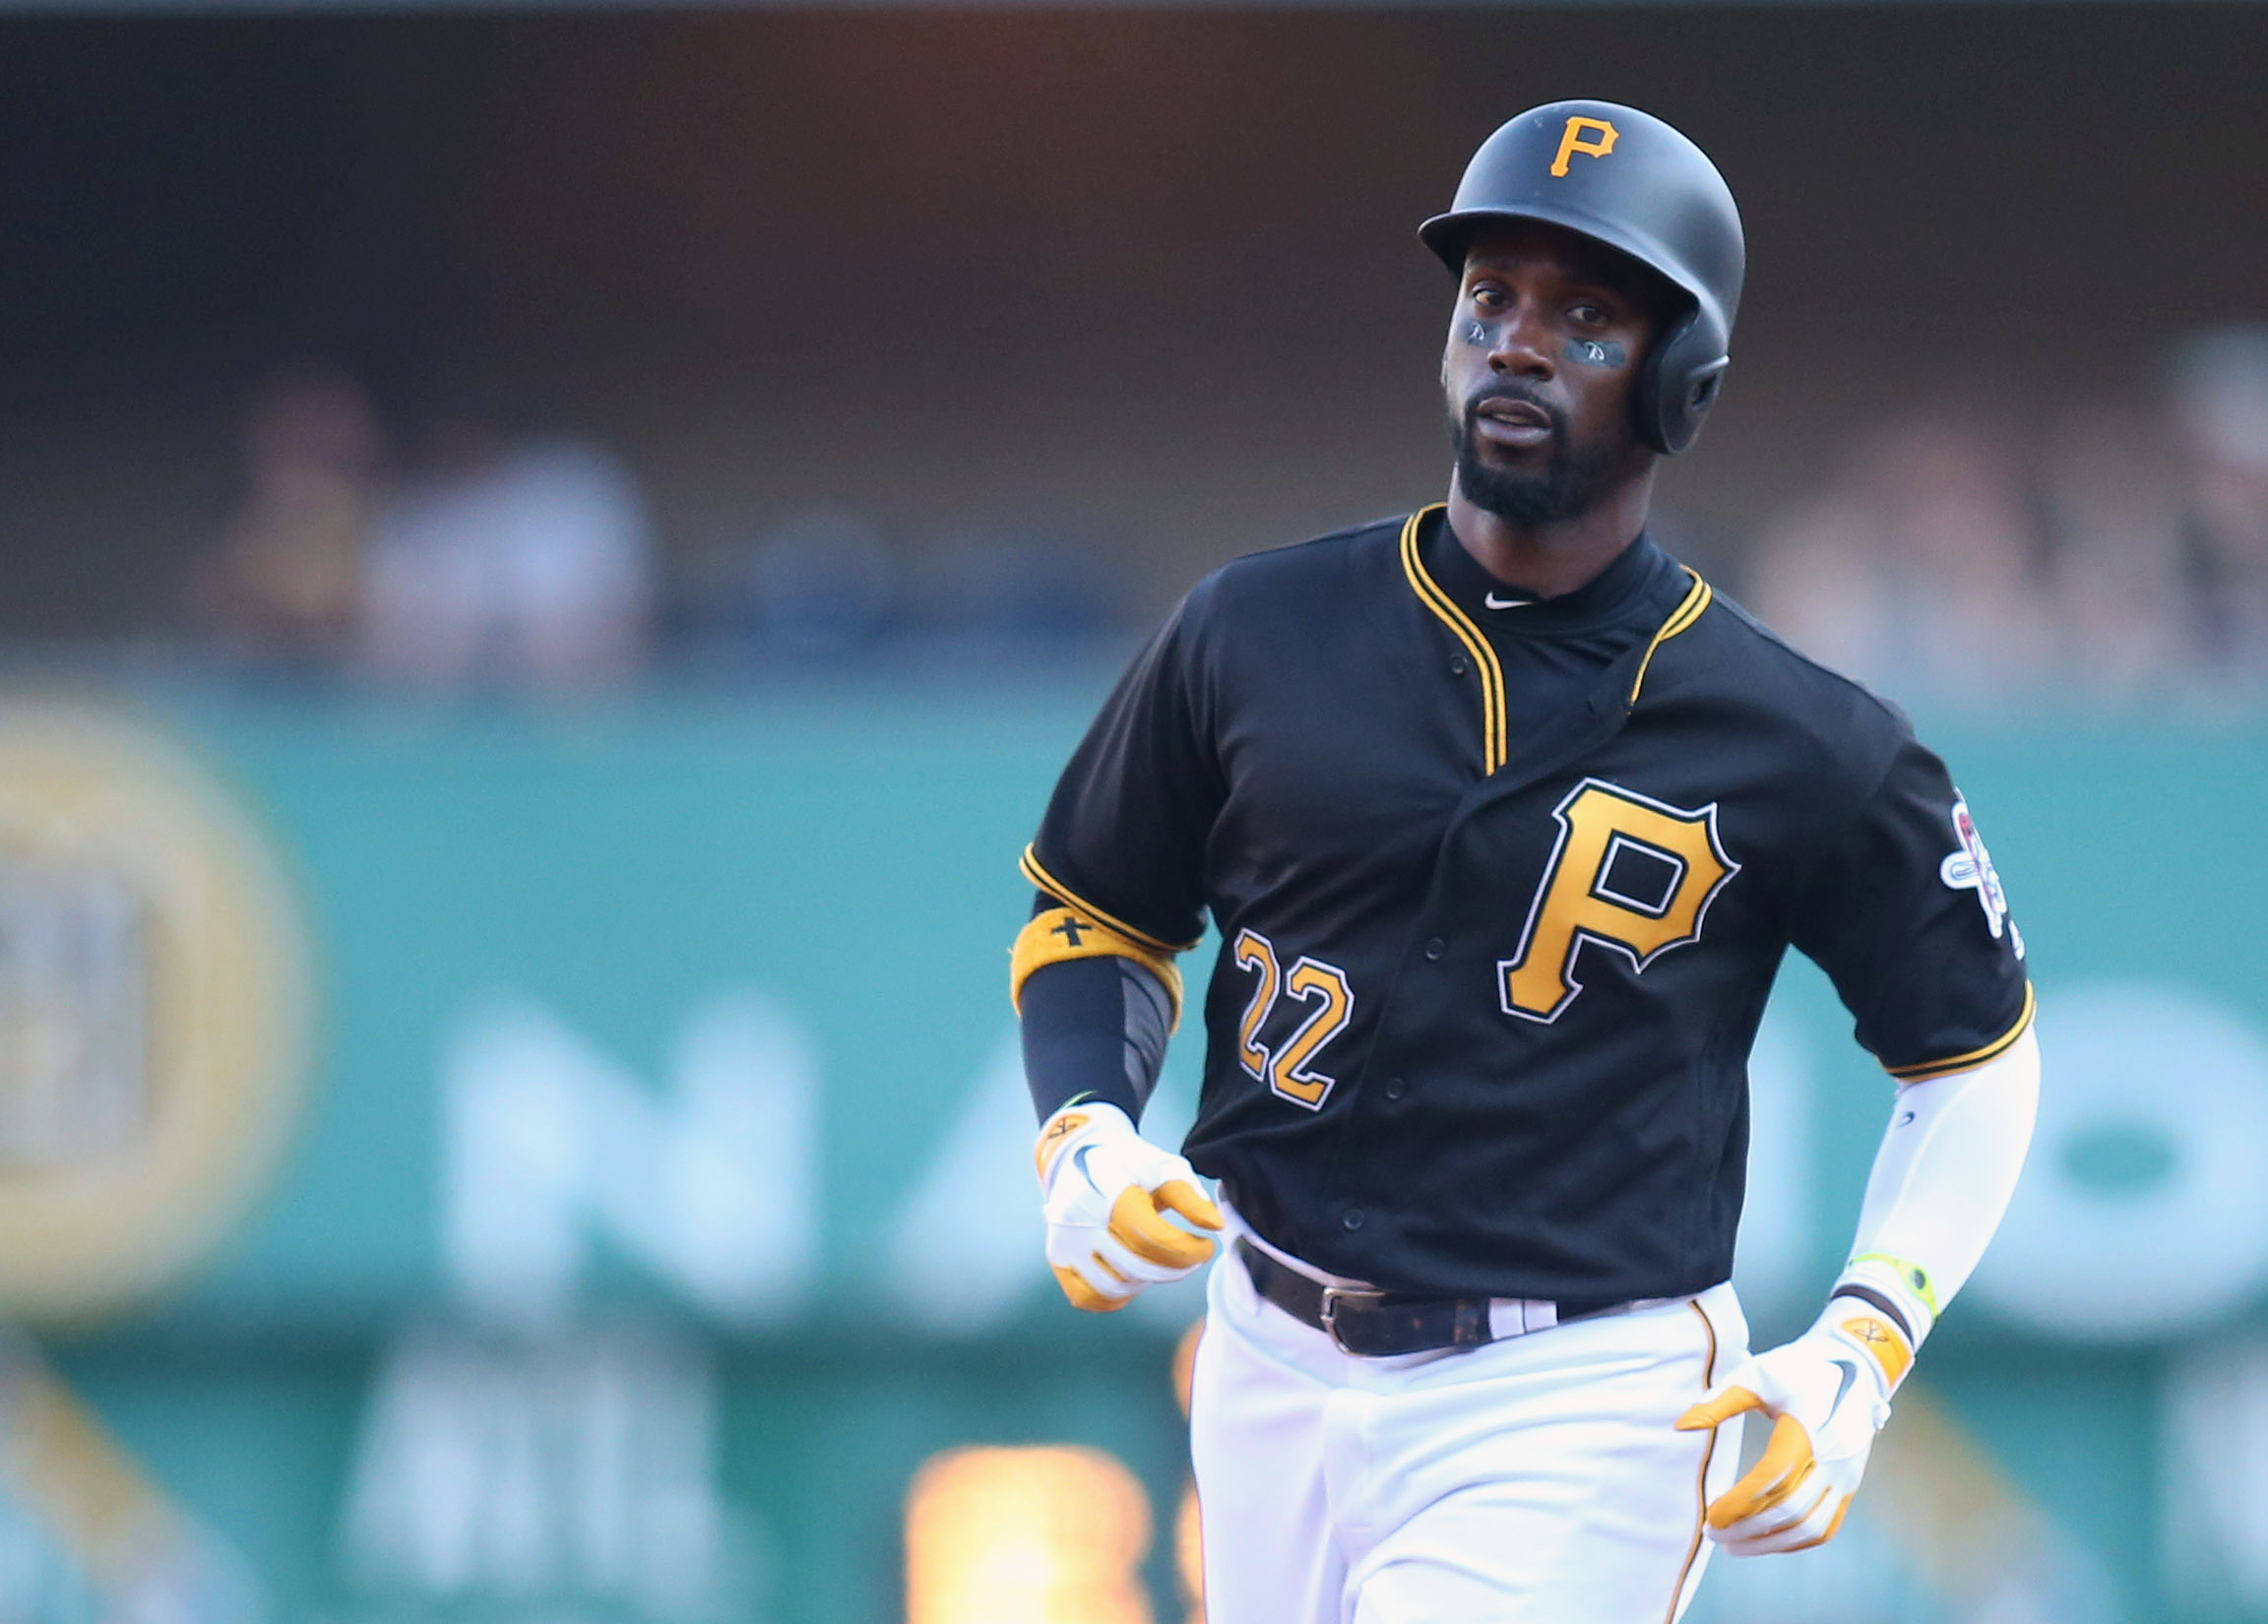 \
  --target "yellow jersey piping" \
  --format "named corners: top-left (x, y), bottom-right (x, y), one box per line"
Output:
top-left (1885, 982), bottom-right (2037, 1082)
top-left (1399, 506), bottom-right (1508, 773)
top-left (1629, 569), bottom-right (1713, 706)
top-left (1019, 845), bottom-right (1199, 954)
